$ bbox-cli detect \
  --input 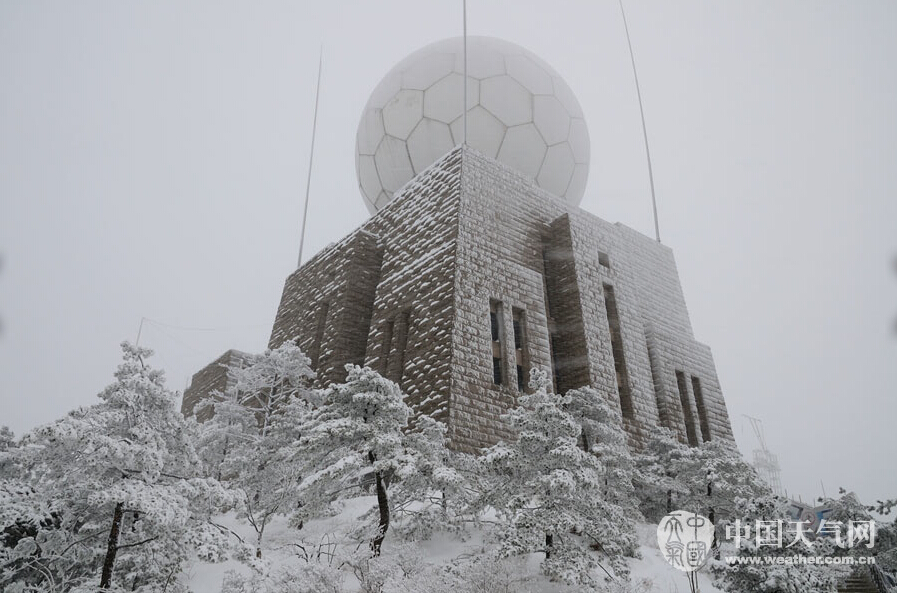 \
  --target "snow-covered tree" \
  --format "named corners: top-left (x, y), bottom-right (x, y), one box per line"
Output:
top-left (477, 369), bottom-right (637, 586)
top-left (681, 440), bottom-right (772, 536)
top-left (565, 386), bottom-right (642, 557)
top-left (824, 488), bottom-right (897, 575)
top-left (1, 434), bottom-right (61, 590)
top-left (0, 427), bottom-right (18, 481)
top-left (384, 413), bottom-right (470, 541)
top-left (289, 365), bottom-right (461, 556)
top-left (711, 494), bottom-right (851, 592)
top-left (863, 494), bottom-right (897, 577)
top-left (871, 498), bottom-right (897, 516)
top-left (632, 428), bottom-right (692, 522)
top-left (194, 340), bottom-right (315, 559)
top-left (0, 427), bottom-right (13, 452)
top-left (0, 342), bottom-right (231, 592)
top-left (634, 430), bottom-right (769, 529)
top-left (634, 426), bottom-right (770, 590)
